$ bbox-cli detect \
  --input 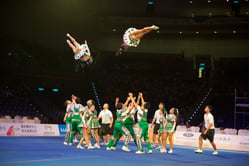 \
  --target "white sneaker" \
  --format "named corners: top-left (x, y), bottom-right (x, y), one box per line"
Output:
top-left (73, 139), bottom-right (79, 143)
top-left (77, 145), bottom-right (84, 149)
top-left (94, 143), bottom-right (100, 149)
top-left (160, 148), bottom-right (167, 153)
top-left (64, 142), bottom-right (68, 145)
top-left (213, 151), bottom-right (218, 155)
top-left (88, 146), bottom-right (95, 149)
top-left (68, 143), bottom-right (72, 146)
top-left (151, 25), bottom-right (159, 30)
top-left (122, 146), bottom-right (131, 152)
top-left (148, 150), bottom-right (153, 154)
top-left (194, 149), bottom-right (203, 153)
top-left (110, 147), bottom-right (116, 151)
top-left (106, 147), bottom-right (111, 151)
top-left (155, 146), bottom-right (161, 150)
top-left (136, 151), bottom-right (145, 154)
top-left (168, 150), bottom-right (173, 154)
